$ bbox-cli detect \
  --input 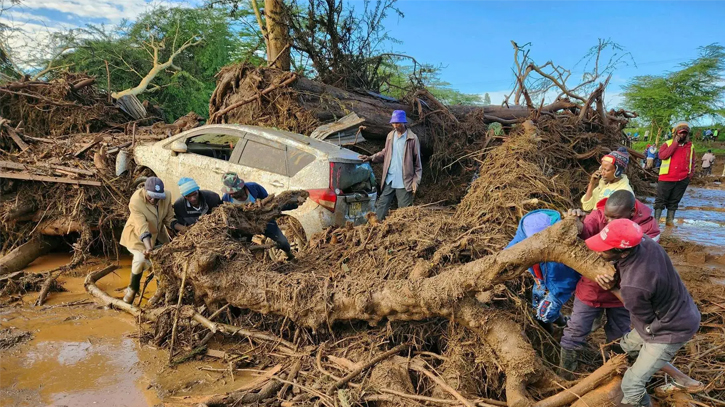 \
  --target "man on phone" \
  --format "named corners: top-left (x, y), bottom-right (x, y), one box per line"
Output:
top-left (655, 122), bottom-right (695, 226)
